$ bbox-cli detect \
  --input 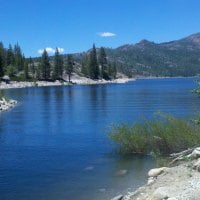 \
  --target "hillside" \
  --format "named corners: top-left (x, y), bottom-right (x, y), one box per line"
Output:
top-left (104, 33), bottom-right (200, 77)
top-left (33, 33), bottom-right (200, 78)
